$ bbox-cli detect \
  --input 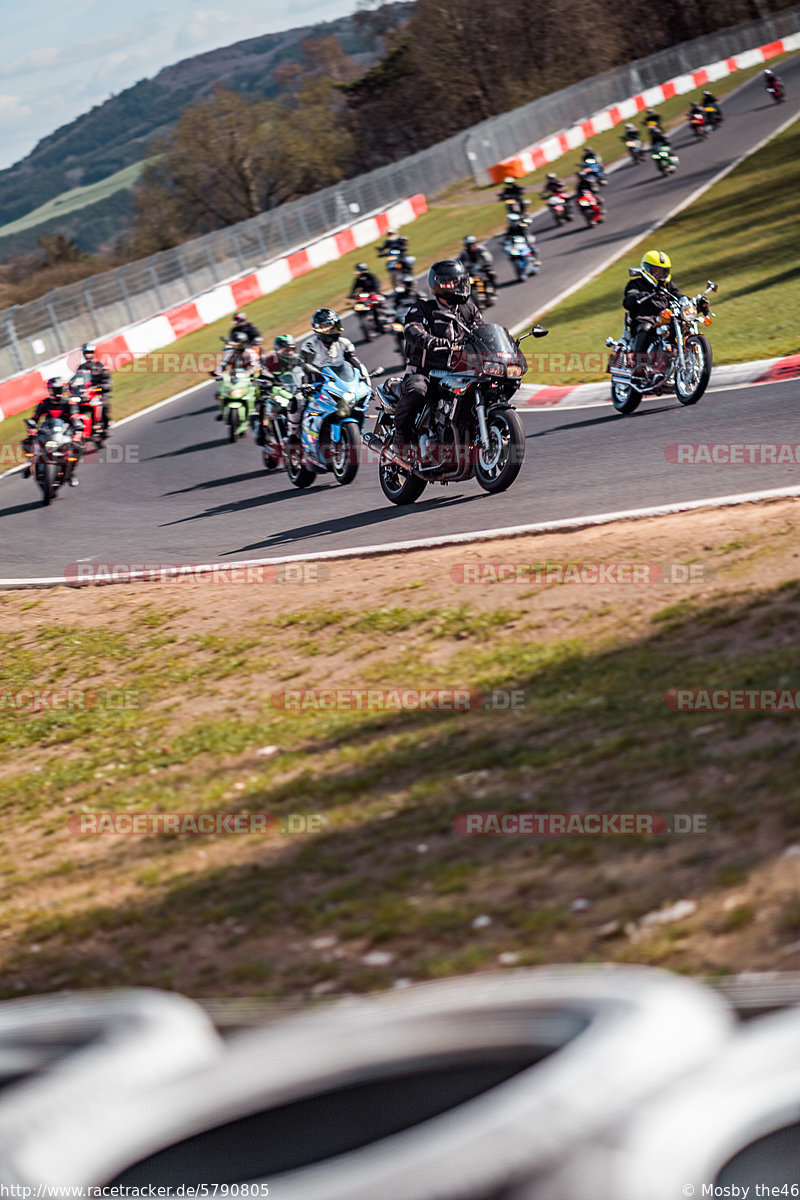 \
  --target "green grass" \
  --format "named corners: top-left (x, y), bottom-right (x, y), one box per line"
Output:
top-left (0, 161), bottom-right (149, 239)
